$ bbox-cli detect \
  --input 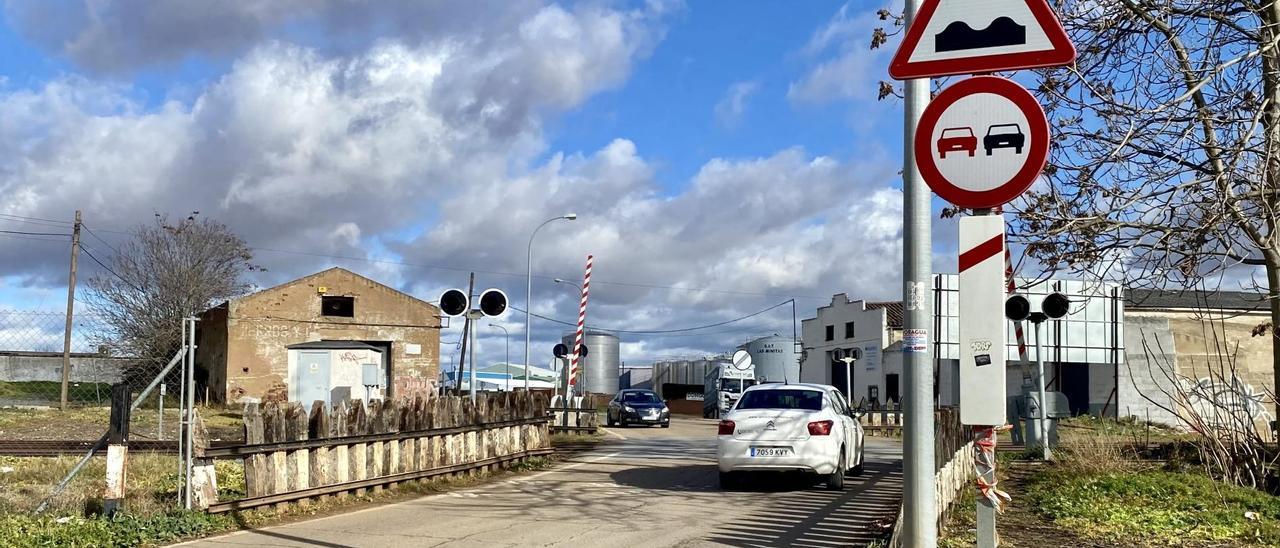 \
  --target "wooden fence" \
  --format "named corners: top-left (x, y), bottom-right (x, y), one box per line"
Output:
top-left (201, 392), bottom-right (551, 513)
top-left (858, 401), bottom-right (903, 436)
top-left (886, 407), bottom-right (977, 547)
top-left (548, 394), bottom-right (599, 434)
